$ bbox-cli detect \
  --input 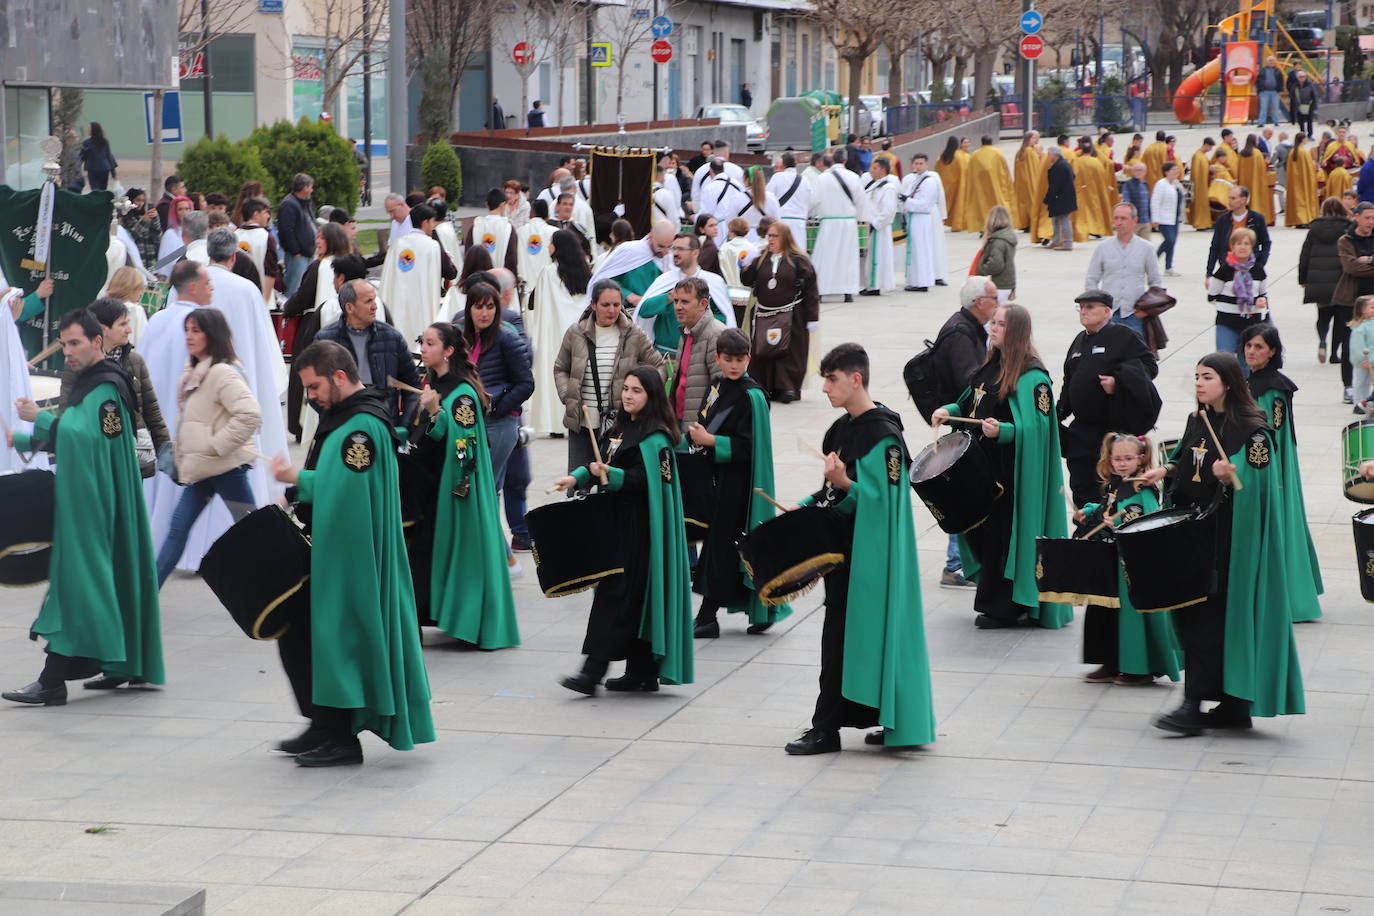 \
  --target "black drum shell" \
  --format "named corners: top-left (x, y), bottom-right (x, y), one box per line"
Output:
top-left (201, 505), bottom-right (311, 640)
top-left (1035, 537), bottom-right (1120, 607)
top-left (736, 506), bottom-right (848, 604)
top-left (676, 450), bottom-right (715, 543)
top-left (1114, 508), bottom-right (1216, 613)
top-left (909, 431), bottom-right (1001, 534)
top-left (1353, 508), bottom-right (1374, 602)
top-left (525, 493), bottom-right (627, 597)
top-left (0, 470), bottom-right (55, 586)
